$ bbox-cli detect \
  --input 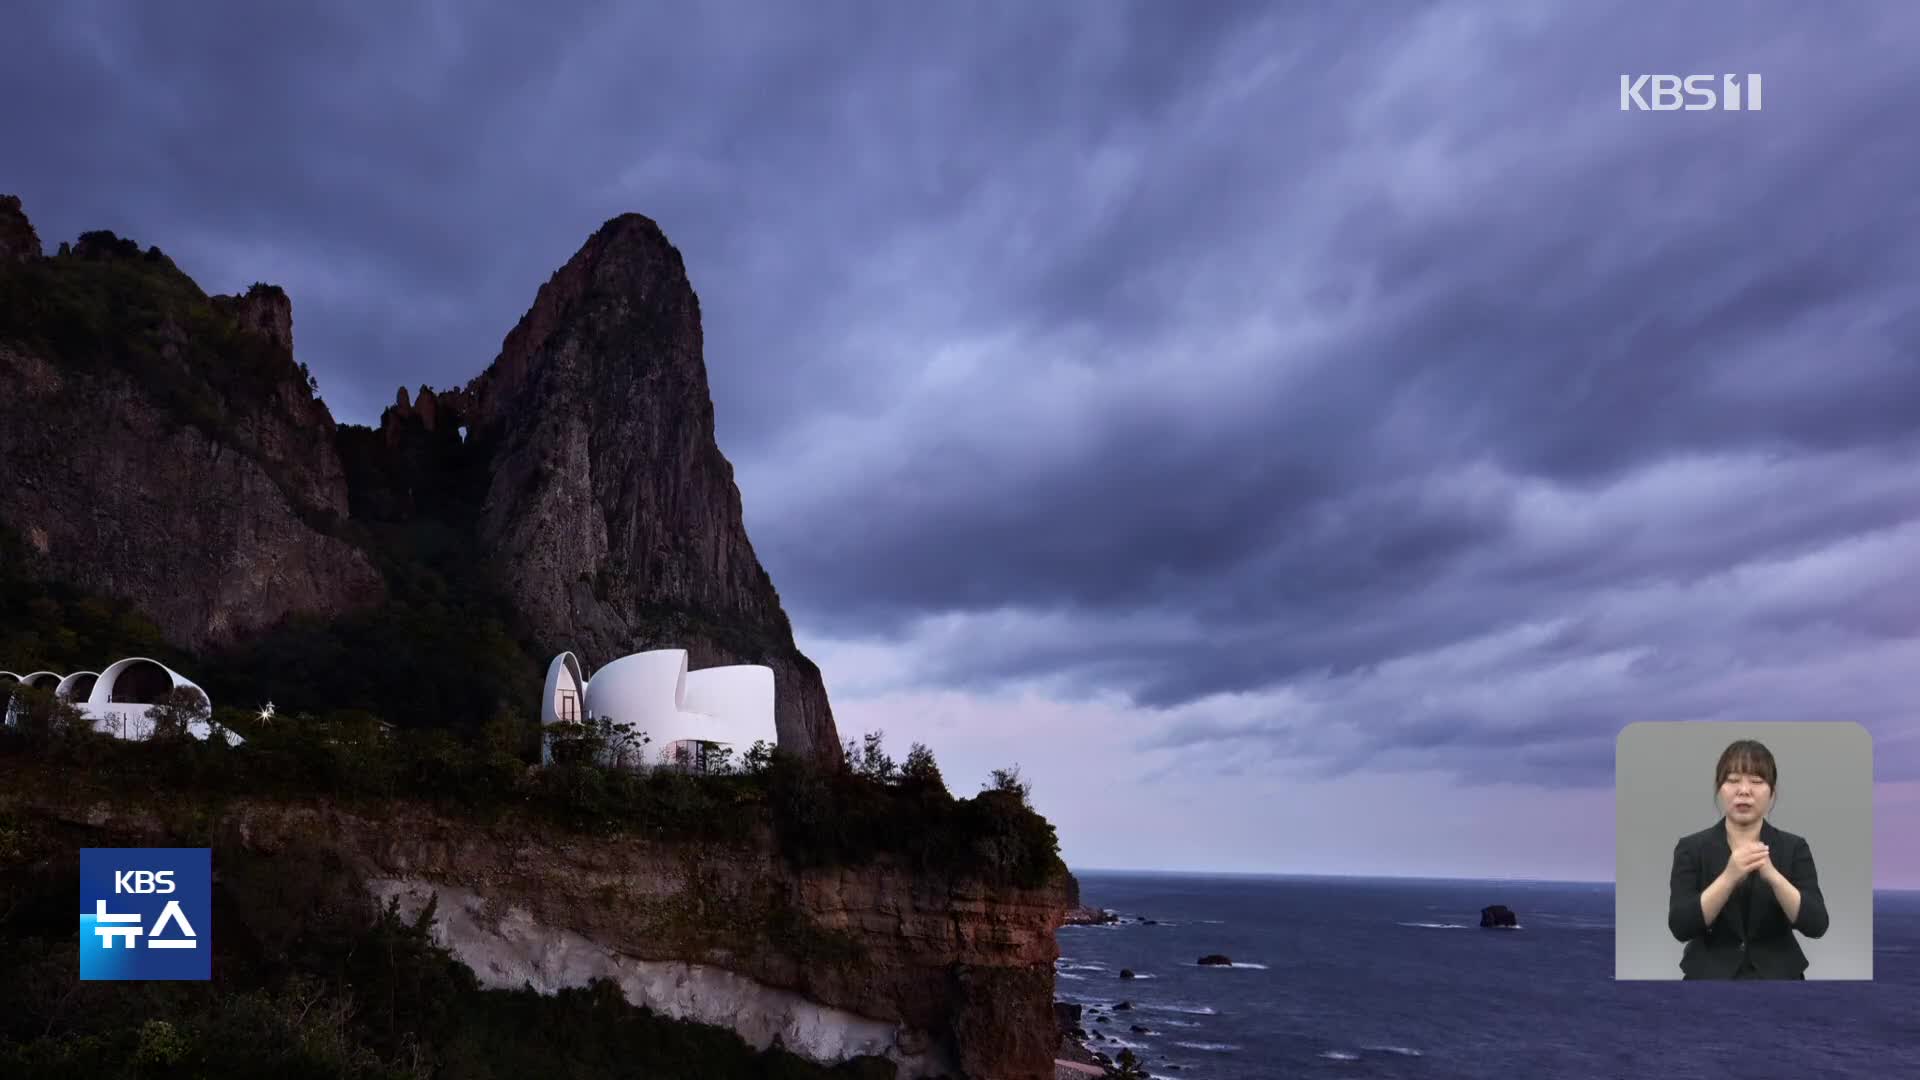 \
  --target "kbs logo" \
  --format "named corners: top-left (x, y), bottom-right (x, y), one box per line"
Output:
top-left (79, 848), bottom-right (211, 981)
top-left (1620, 74), bottom-right (1762, 111)
top-left (115, 870), bottom-right (175, 893)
